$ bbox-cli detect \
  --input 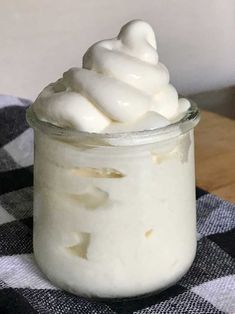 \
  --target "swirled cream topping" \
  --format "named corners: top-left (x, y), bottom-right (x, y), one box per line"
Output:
top-left (33, 20), bottom-right (190, 133)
